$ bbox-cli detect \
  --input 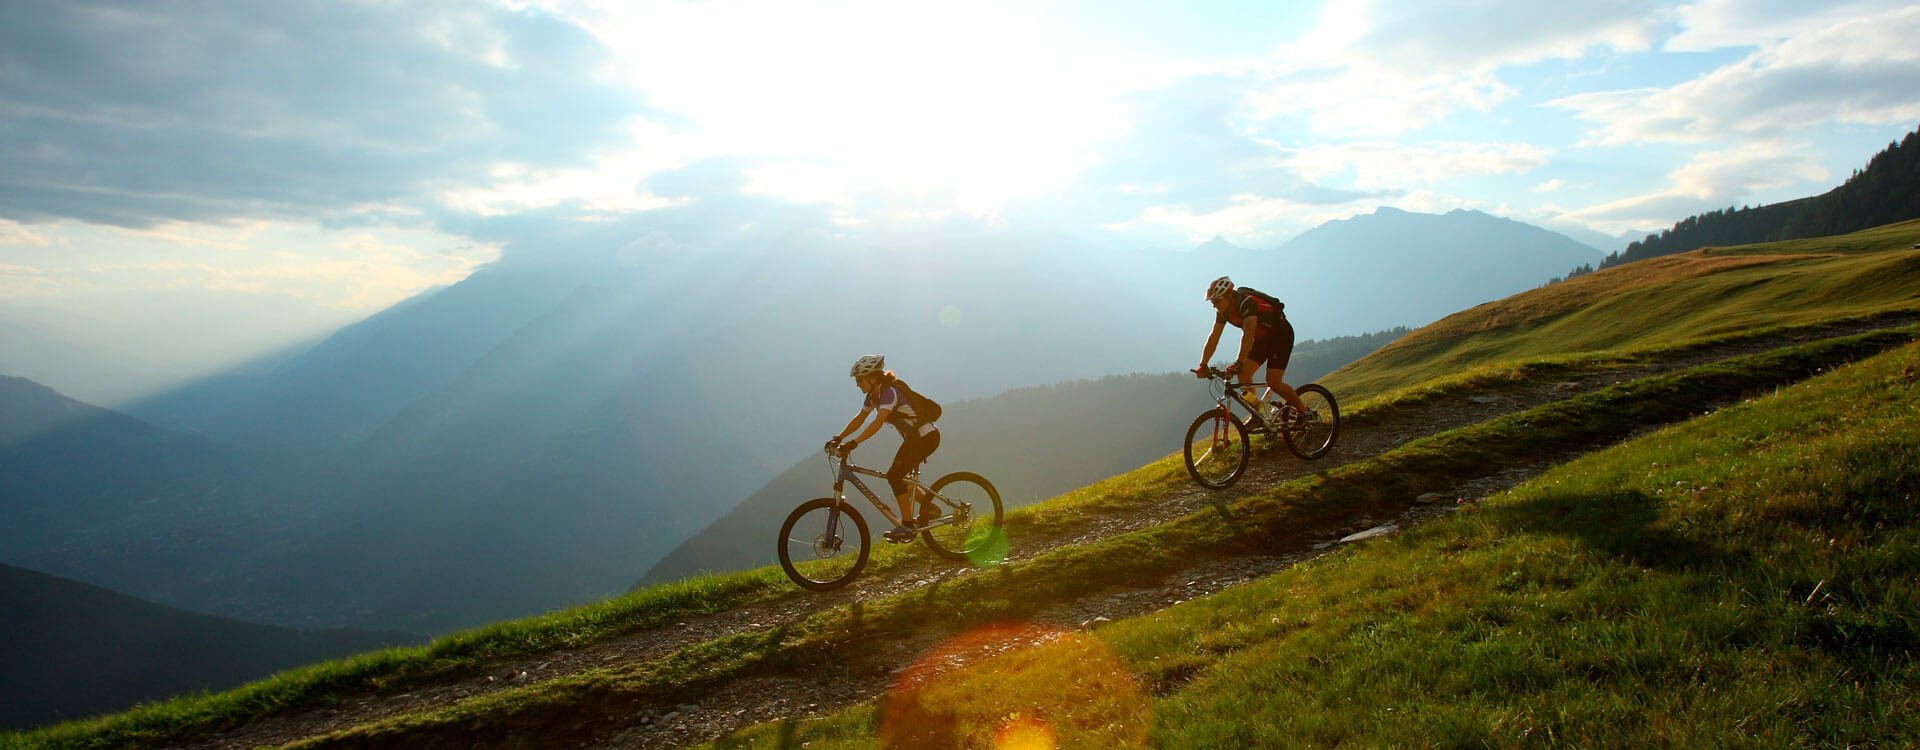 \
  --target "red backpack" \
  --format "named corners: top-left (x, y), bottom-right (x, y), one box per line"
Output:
top-left (1239, 286), bottom-right (1285, 315)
